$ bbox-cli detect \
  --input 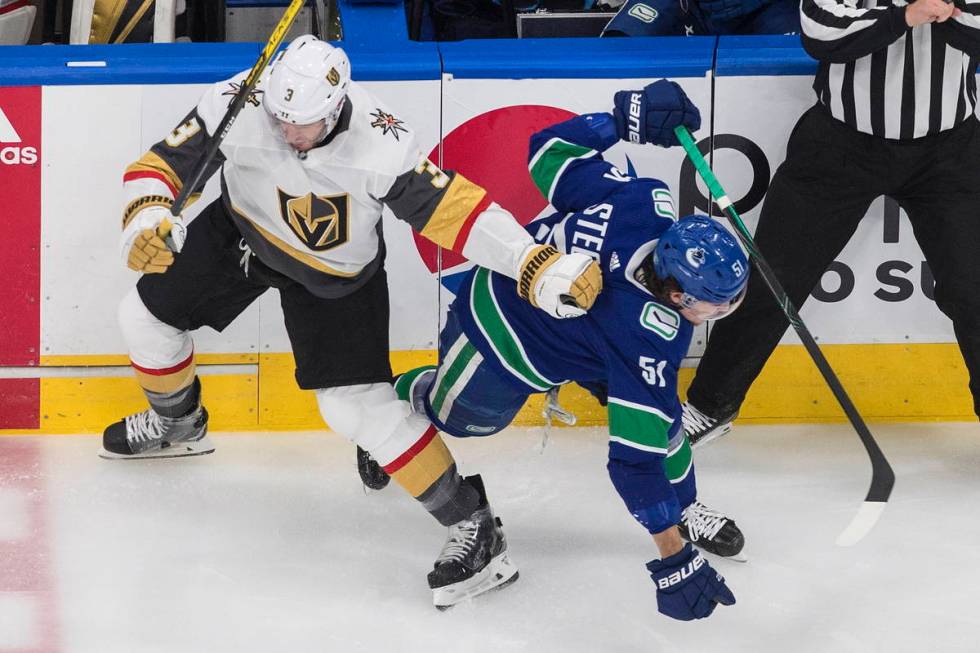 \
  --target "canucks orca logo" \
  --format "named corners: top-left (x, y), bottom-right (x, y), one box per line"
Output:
top-left (685, 247), bottom-right (706, 268)
top-left (277, 189), bottom-right (350, 251)
top-left (627, 3), bottom-right (659, 23)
